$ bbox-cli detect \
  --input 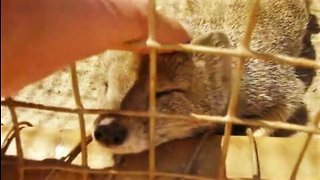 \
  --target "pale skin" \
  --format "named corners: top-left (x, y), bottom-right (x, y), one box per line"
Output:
top-left (1, 0), bottom-right (190, 97)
